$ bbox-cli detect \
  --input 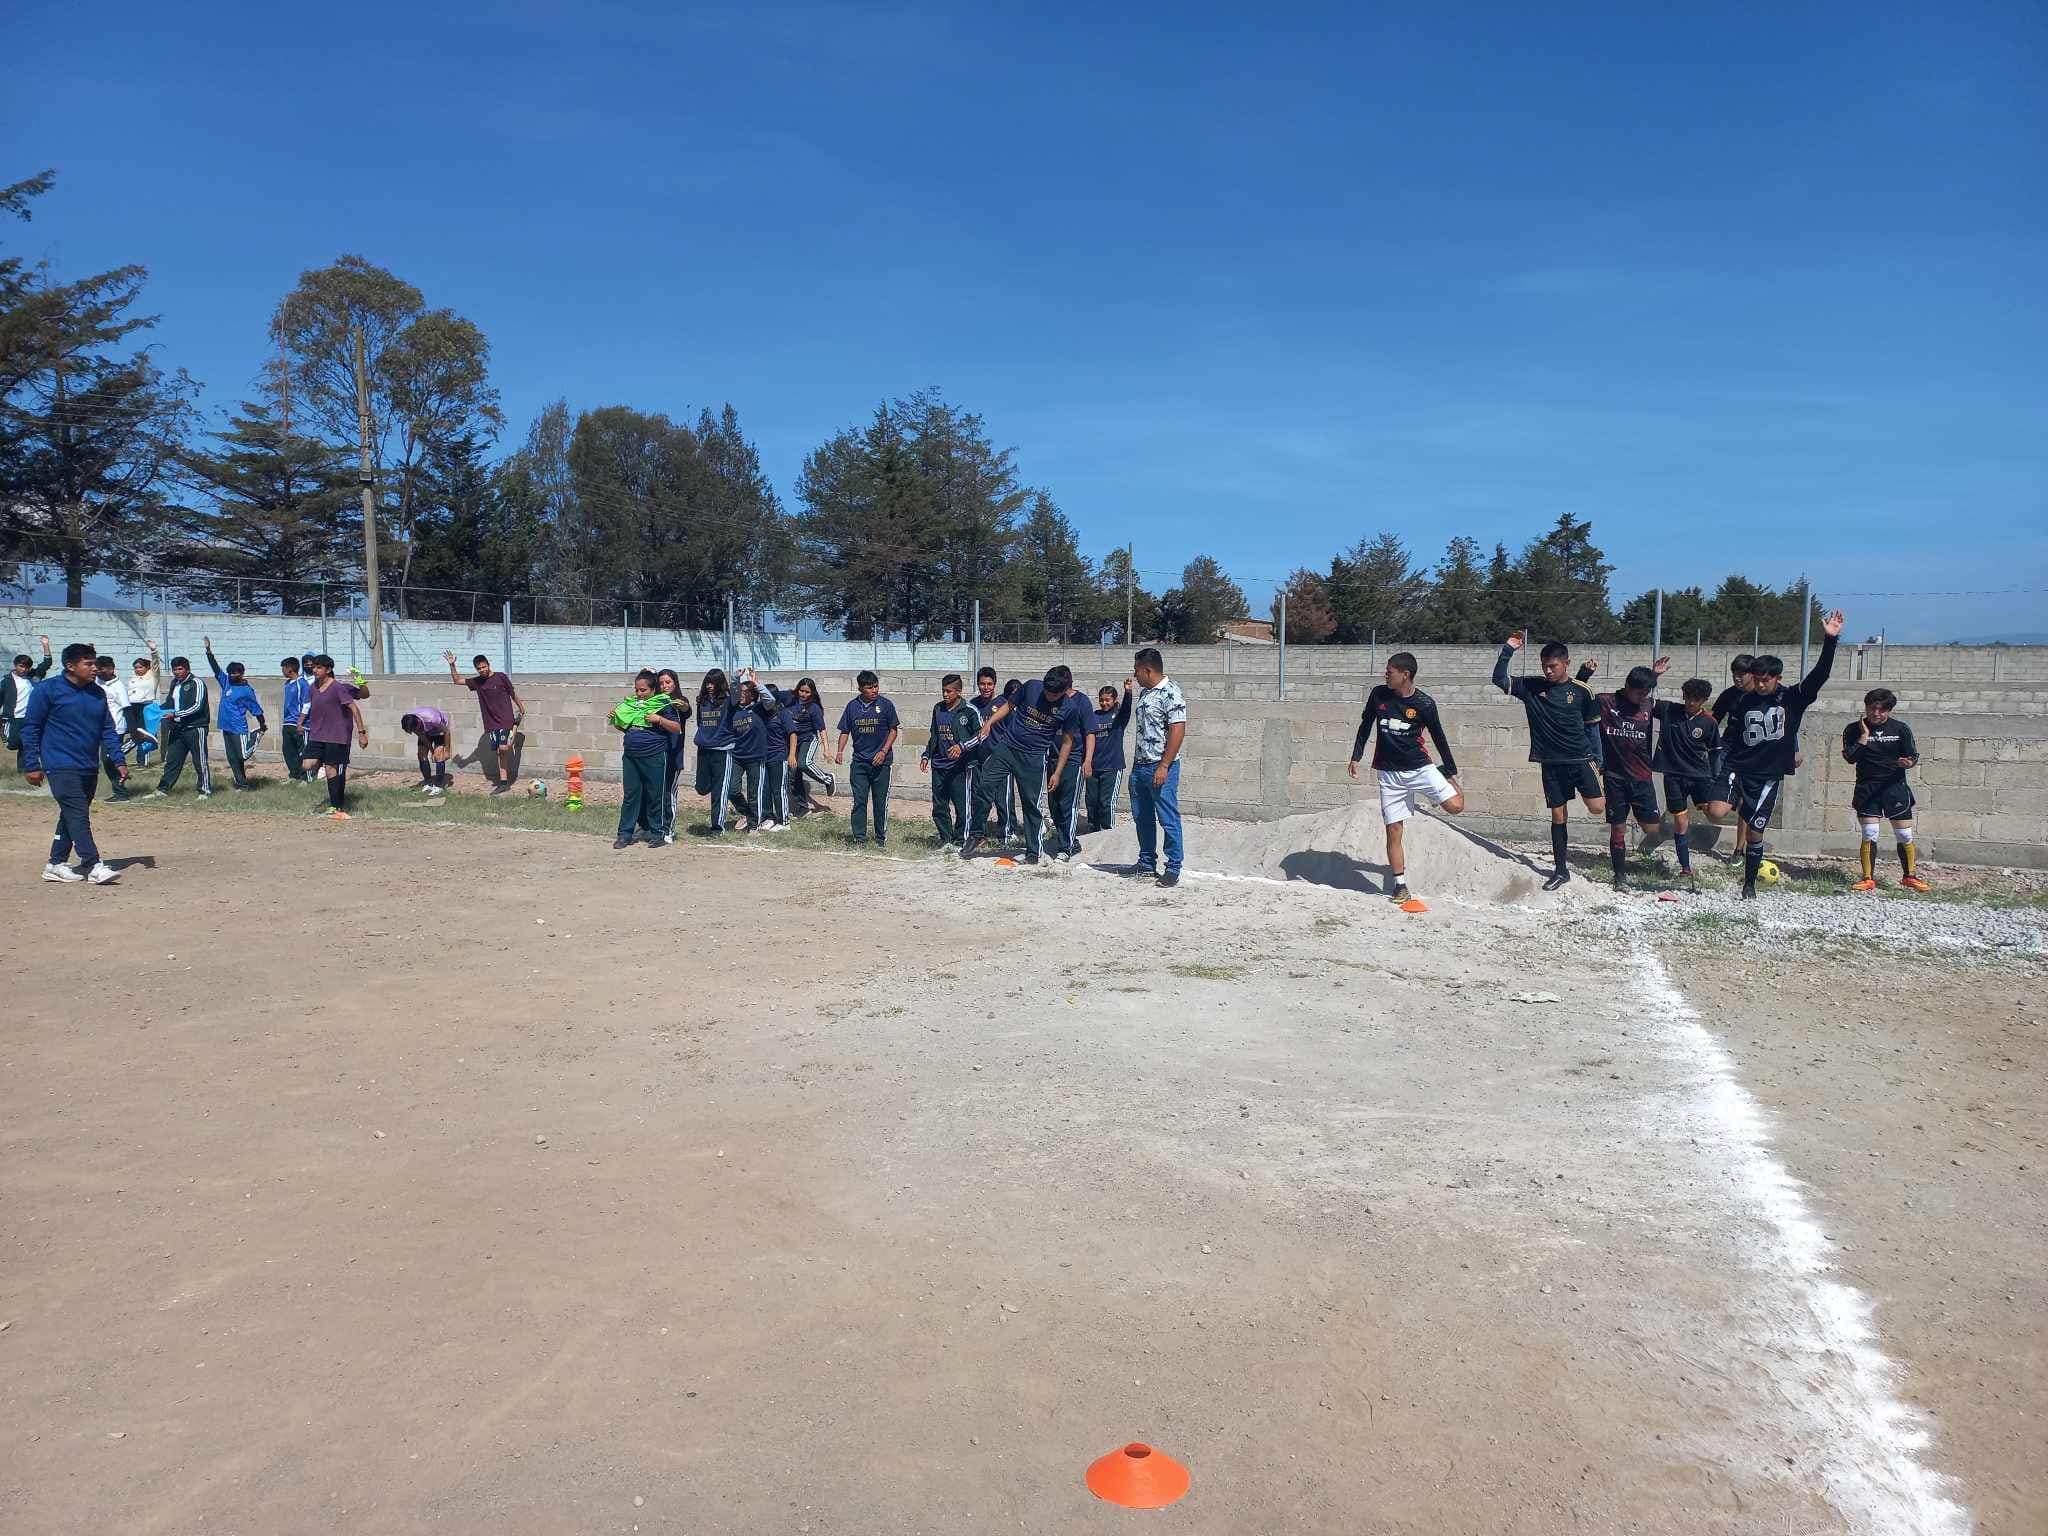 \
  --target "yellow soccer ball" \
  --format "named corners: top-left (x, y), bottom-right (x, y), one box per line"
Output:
top-left (1757, 858), bottom-right (1780, 884)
